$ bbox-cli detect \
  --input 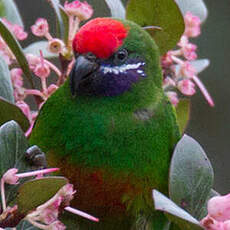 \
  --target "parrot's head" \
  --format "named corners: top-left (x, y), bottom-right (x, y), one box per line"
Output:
top-left (70, 18), bottom-right (162, 97)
